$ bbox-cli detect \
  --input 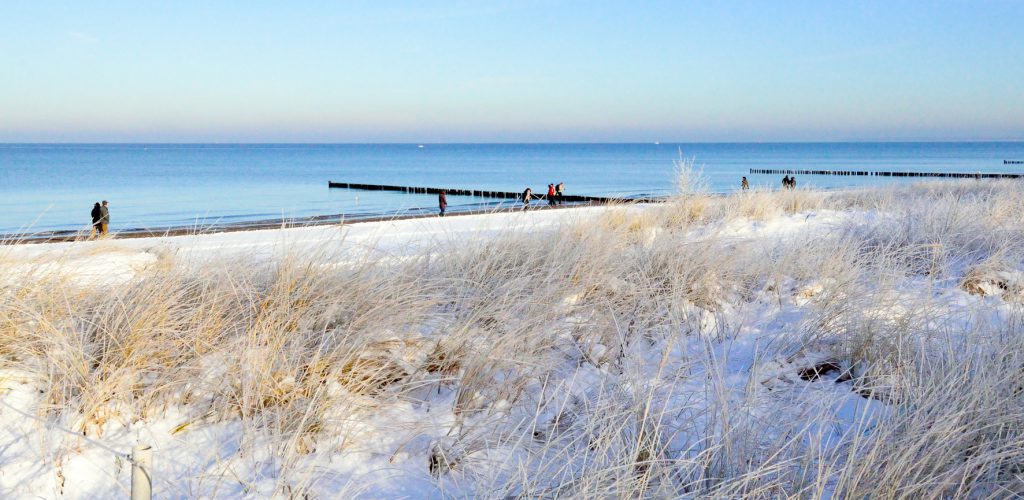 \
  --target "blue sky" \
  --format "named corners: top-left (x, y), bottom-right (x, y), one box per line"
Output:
top-left (1, 1), bottom-right (1022, 142)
